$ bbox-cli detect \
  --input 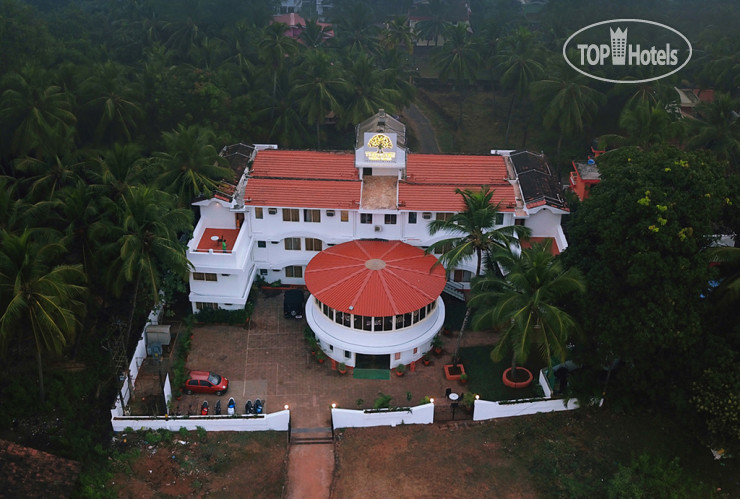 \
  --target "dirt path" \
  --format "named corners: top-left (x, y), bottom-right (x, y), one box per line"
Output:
top-left (403, 104), bottom-right (440, 154)
top-left (285, 444), bottom-right (334, 498)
